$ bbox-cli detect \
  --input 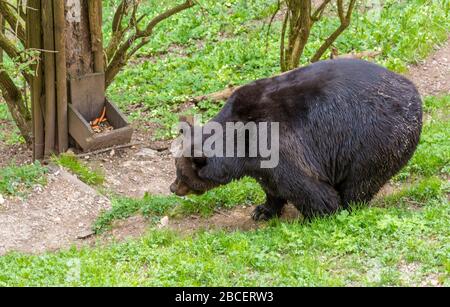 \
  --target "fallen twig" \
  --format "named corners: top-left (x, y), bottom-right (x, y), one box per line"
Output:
top-left (76, 142), bottom-right (143, 158)
top-left (330, 47), bottom-right (381, 60)
top-left (214, 208), bottom-right (231, 218)
top-left (189, 85), bottom-right (240, 104)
